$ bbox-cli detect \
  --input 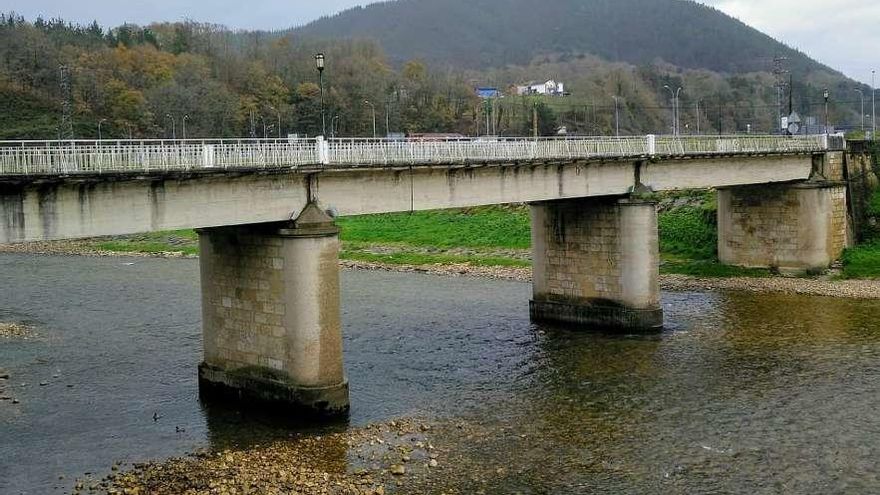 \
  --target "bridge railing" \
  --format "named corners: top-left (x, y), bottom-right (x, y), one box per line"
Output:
top-left (0, 135), bottom-right (837, 176)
